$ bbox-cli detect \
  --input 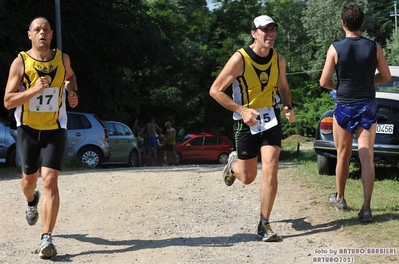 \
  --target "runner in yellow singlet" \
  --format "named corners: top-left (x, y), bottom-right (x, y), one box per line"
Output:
top-left (3, 17), bottom-right (79, 259)
top-left (210, 15), bottom-right (296, 242)
top-left (164, 121), bottom-right (178, 165)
